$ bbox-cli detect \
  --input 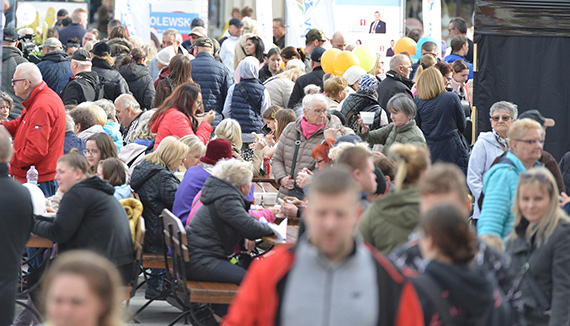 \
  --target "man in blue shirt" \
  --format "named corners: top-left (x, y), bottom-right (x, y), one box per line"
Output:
top-left (444, 35), bottom-right (473, 79)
